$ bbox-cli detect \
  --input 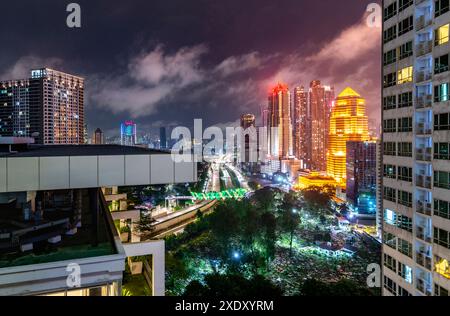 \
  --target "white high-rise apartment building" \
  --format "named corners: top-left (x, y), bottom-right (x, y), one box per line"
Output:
top-left (382, 0), bottom-right (450, 296)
